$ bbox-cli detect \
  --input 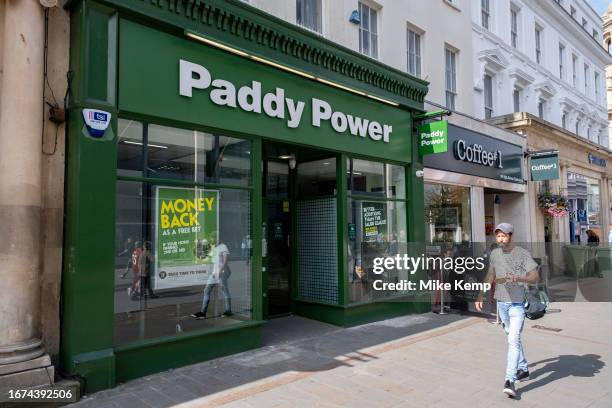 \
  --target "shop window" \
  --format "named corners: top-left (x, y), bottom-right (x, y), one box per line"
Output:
top-left (266, 161), bottom-right (289, 199)
top-left (347, 158), bottom-right (406, 199)
top-left (296, 0), bottom-right (322, 33)
top-left (567, 173), bottom-right (601, 243)
top-left (358, 2), bottom-right (378, 59)
top-left (424, 183), bottom-right (472, 244)
top-left (118, 120), bottom-right (251, 186)
top-left (117, 119), bottom-right (144, 177)
top-left (114, 120), bottom-right (252, 345)
top-left (297, 158), bottom-right (337, 197)
top-left (347, 199), bottom-right (407, 303)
